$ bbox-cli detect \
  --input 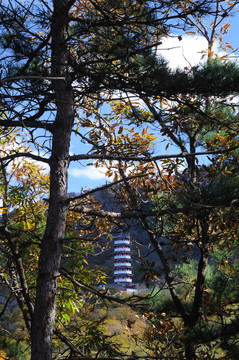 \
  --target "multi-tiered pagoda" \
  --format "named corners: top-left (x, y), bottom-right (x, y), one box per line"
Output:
top-left (113, 234), bottom-right (133, 288)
